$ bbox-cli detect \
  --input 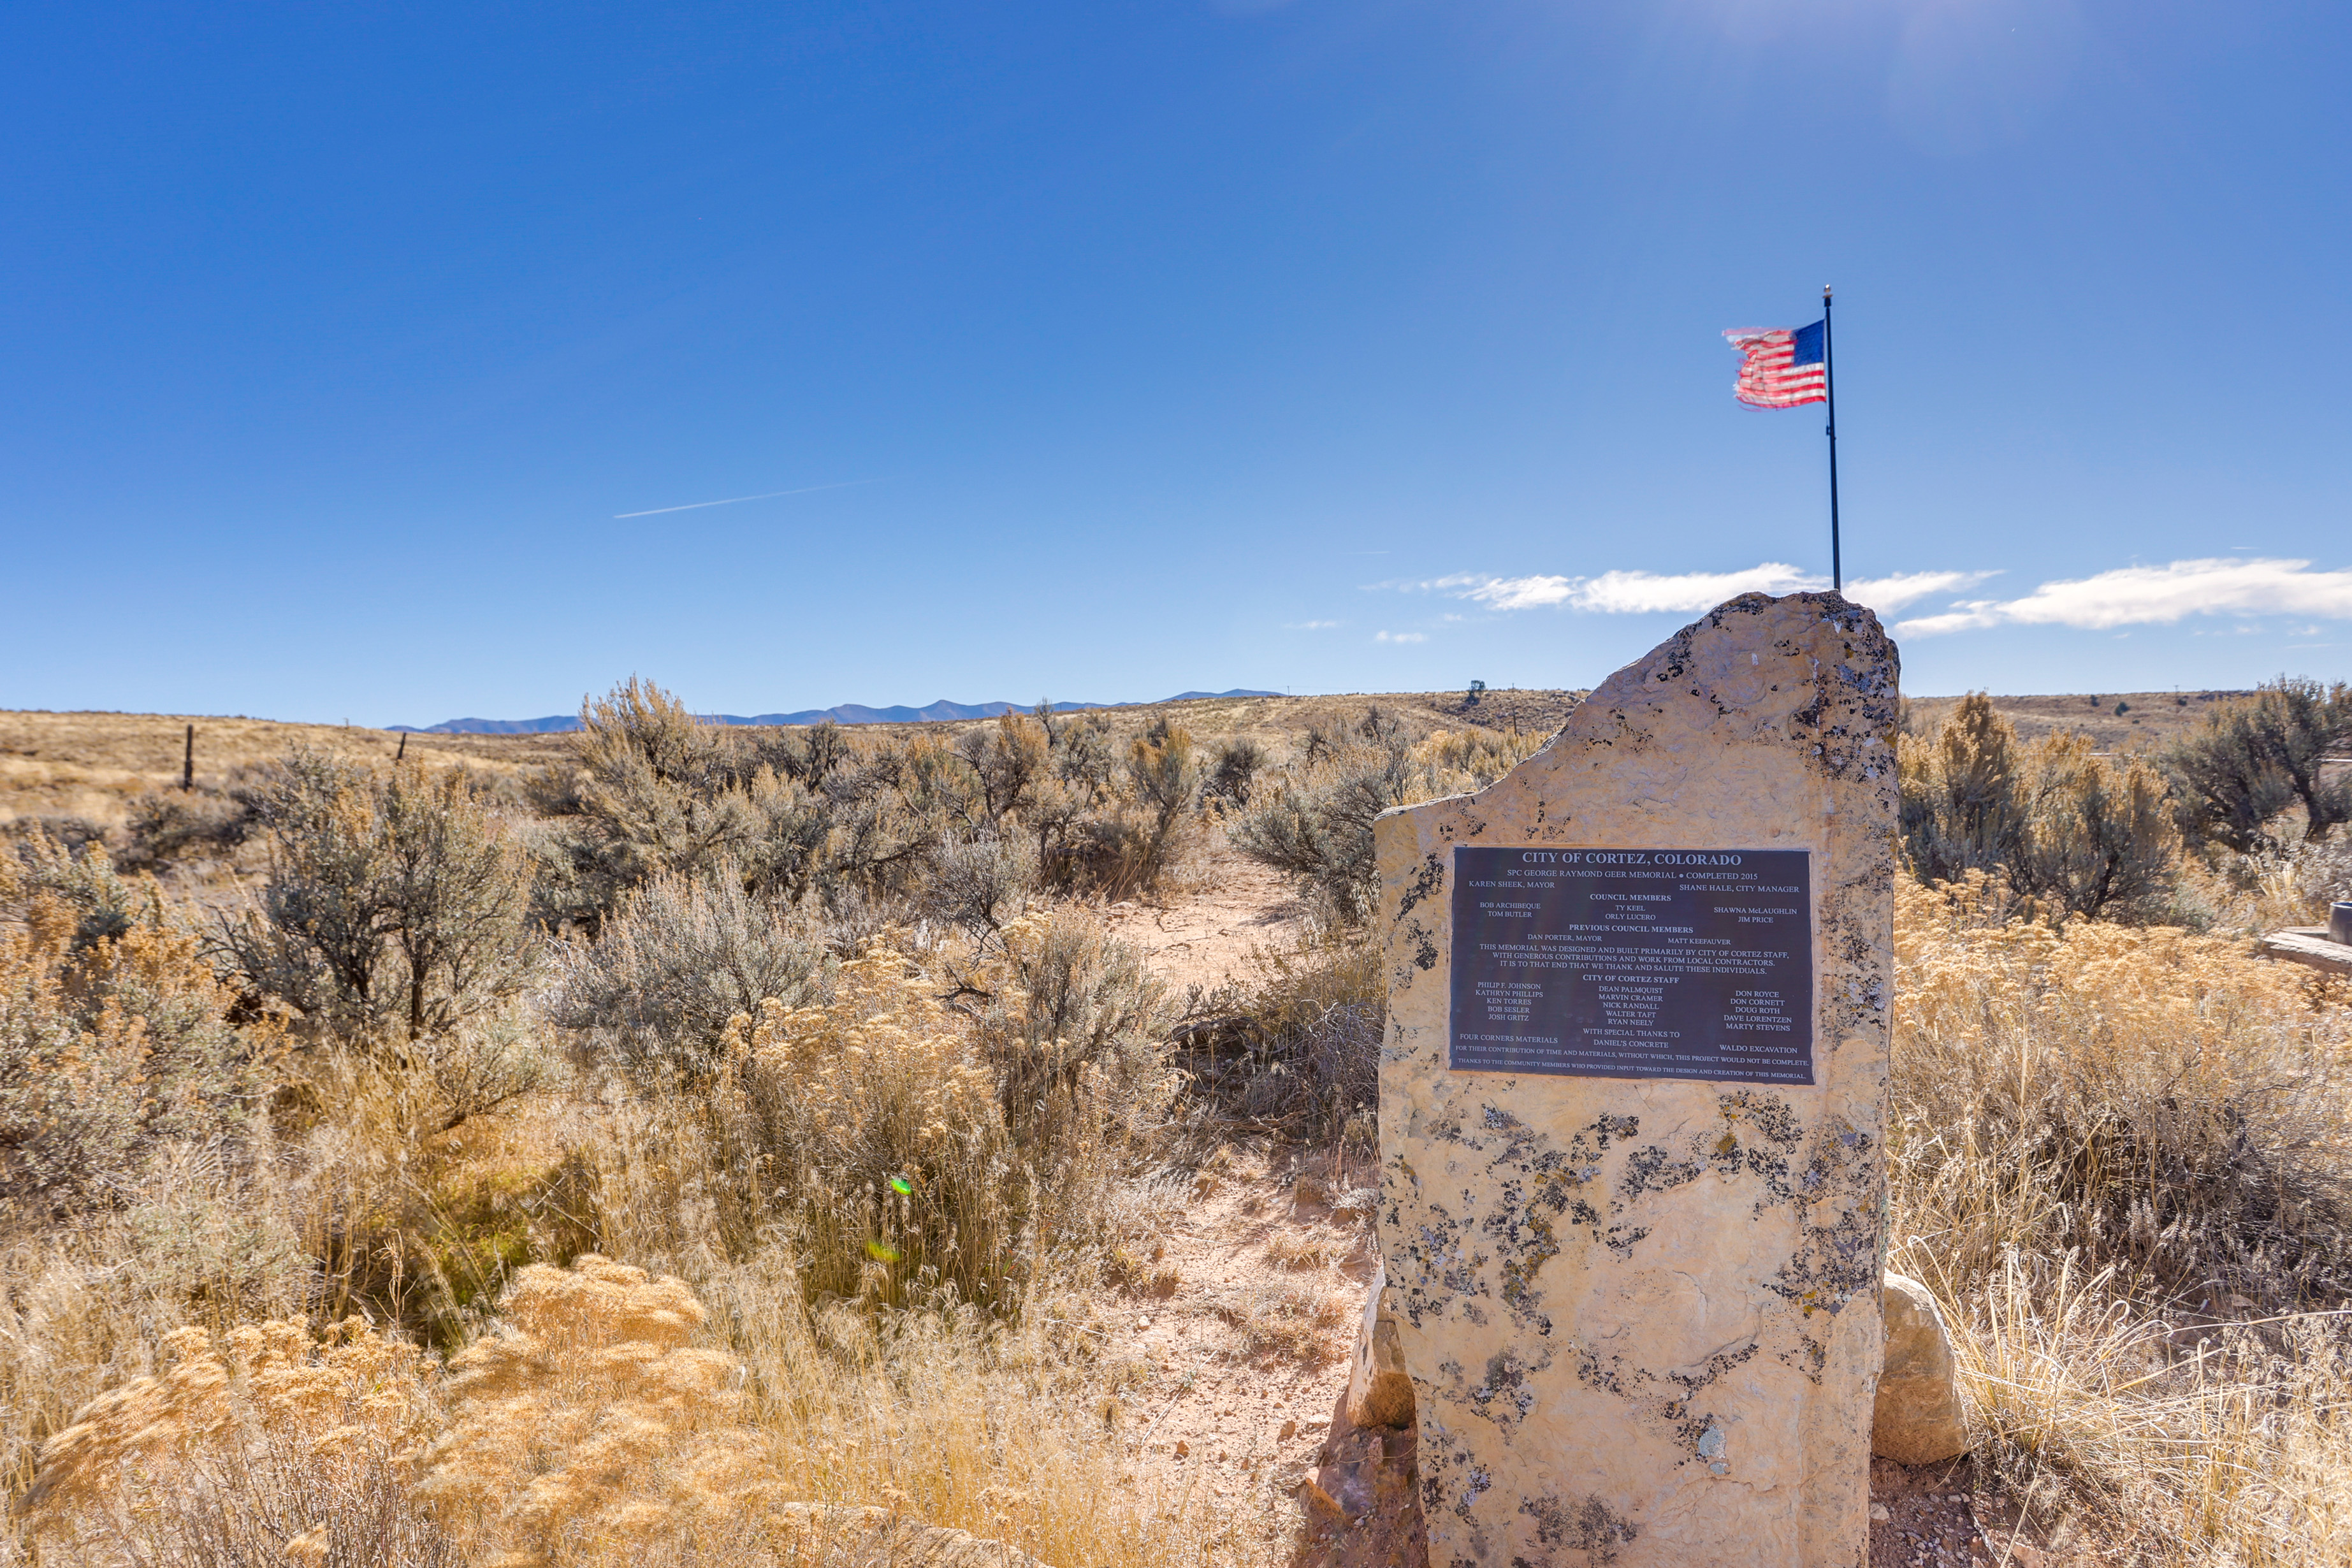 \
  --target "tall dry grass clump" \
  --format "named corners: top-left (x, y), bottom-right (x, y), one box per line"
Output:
top-left (21, 1317), bottom-right (451, 1567)
top-left (417, 1256), bottom-right (779, 1566)
top-left (1892, 873), bottom-right (2352, 1310)
top-left (692, 912), bottom-right (1171, 1310)
top-left (1891, 873), bottom-right (2352, 1560)
top-left (16, 1253), bottom-right (1256, 1568)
